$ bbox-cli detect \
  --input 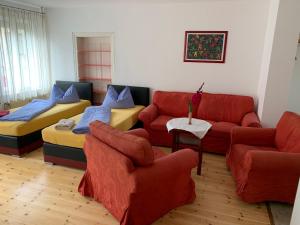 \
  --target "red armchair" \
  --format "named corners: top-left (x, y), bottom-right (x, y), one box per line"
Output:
top-left (227, 111), bottom-right (300, 203)
top-left (78, 121), bottom-right (198, 225)
top-left (139, 91), bottom-right (261, 154)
